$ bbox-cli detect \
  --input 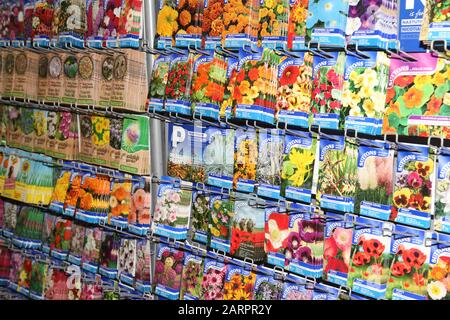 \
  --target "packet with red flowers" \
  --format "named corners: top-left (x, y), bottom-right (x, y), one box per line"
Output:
top-left (233, 128), bottom-right (258, 193)
top-left (148, 53), bottom-right (174, 113)
top-left (0, 2), bottom-right (10, 45)
top-left (265, 205), bottom-right (289, 268)
top-left (155, 0), bottom-right (178, 49)
top-left (180, 250), bottom-right (204, 300)
top-left (41, 213), bottom-right (56, 255)
top-left (81, 227), bottom-right (103, 274)
top-left (435, 148), bottom-right (450, 234)
top-left (134, 238), bottom-right (152, 293)
top-left (32, 0), bottom-right (56, 47)
top-left (0, 243), bottom-right (11, 285)
top-left (311, 51), bottom-right (346, 130)
top-left (391, 143), bottom-right (435, 229)
top-left (202, 0), bottom-right (225, 49)
top-left (127, 176), bottom-right (151, 236)
top-left (86, 0), bottom-right (106, 48)
top-left (43, 262), bottom-right (70, 300)
top-left (323, 211), bottom-right (354, 286)
top-left (426, 232), bottom-right (450, 300)
top-left (98, 231), bottom-right (120, 279)
top-left (222, 262), bottom-right (256, 300)
top-left (347, 216), bottom-right (394, 300)
top-left (80, 273), bottom-right (103, 300)
top-left (102, 0), bottom-right (123, 47)
top-left (287, 0), bottom-right (309, 50)
top-left (223, 0), bottom-right (260, 49)
top-left (209, 190), bottom-right (235, 253)
top-left (67, 222), bottom-right (85, 265)
top-left (174, 0), bottom-right (203, 48)
top-left (386, 225), bottom-right (431, 300)
top-left (24, 0), bottom-right (34, 43)
top-left (259, 0), bottom-right (289, 49)
top-left (118, 0), bottom-right (143, 48)
top-left (153, 243), bottom-right (184, 300)
top-left (57, 0), bottom-right (87, 48)
top-left (8, 0), bottom-right (25, 46)
top-left (16, 254), bottom-right (32, 295)
top-left (50, 217), bottom-right (72, 260)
